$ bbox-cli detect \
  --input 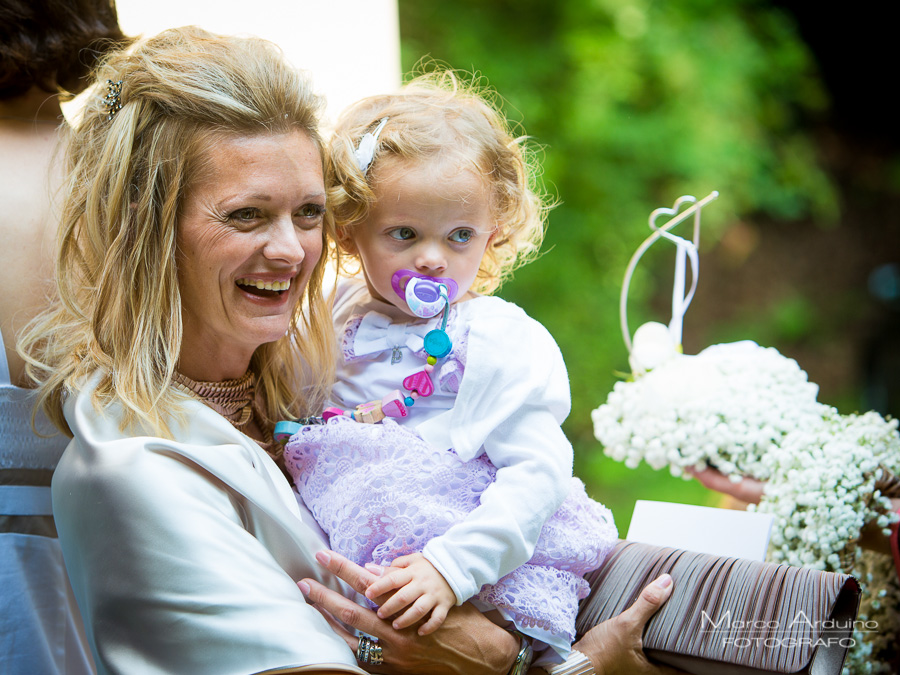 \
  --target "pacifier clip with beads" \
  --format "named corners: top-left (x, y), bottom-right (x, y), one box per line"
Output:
top-left (274, 277), bottom-right (453, 441)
